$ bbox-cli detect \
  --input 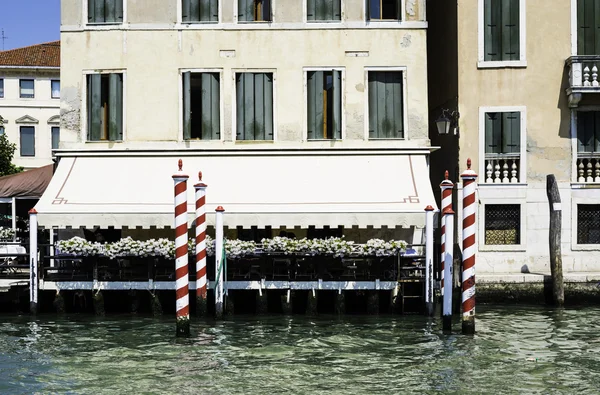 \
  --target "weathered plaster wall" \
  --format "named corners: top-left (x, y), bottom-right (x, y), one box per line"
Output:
top-left (128, 0), bottom-right (177, 24)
